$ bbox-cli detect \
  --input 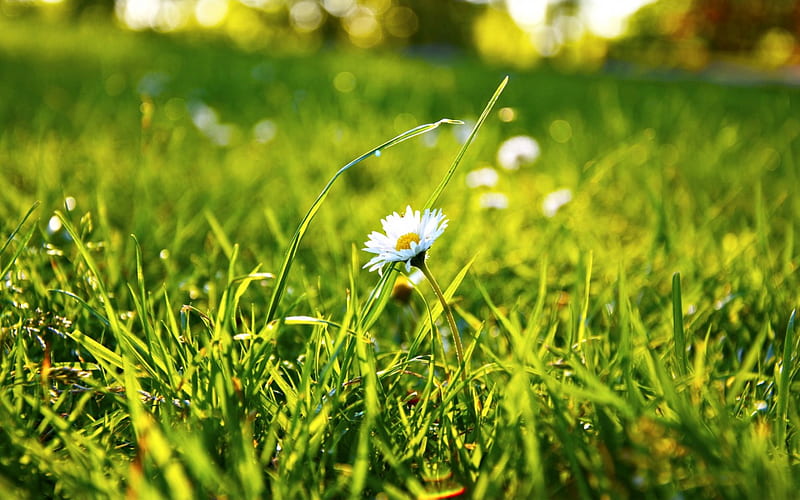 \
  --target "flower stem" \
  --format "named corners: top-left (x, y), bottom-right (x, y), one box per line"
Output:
top-left (416, 260), bottom-right (467, 382)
